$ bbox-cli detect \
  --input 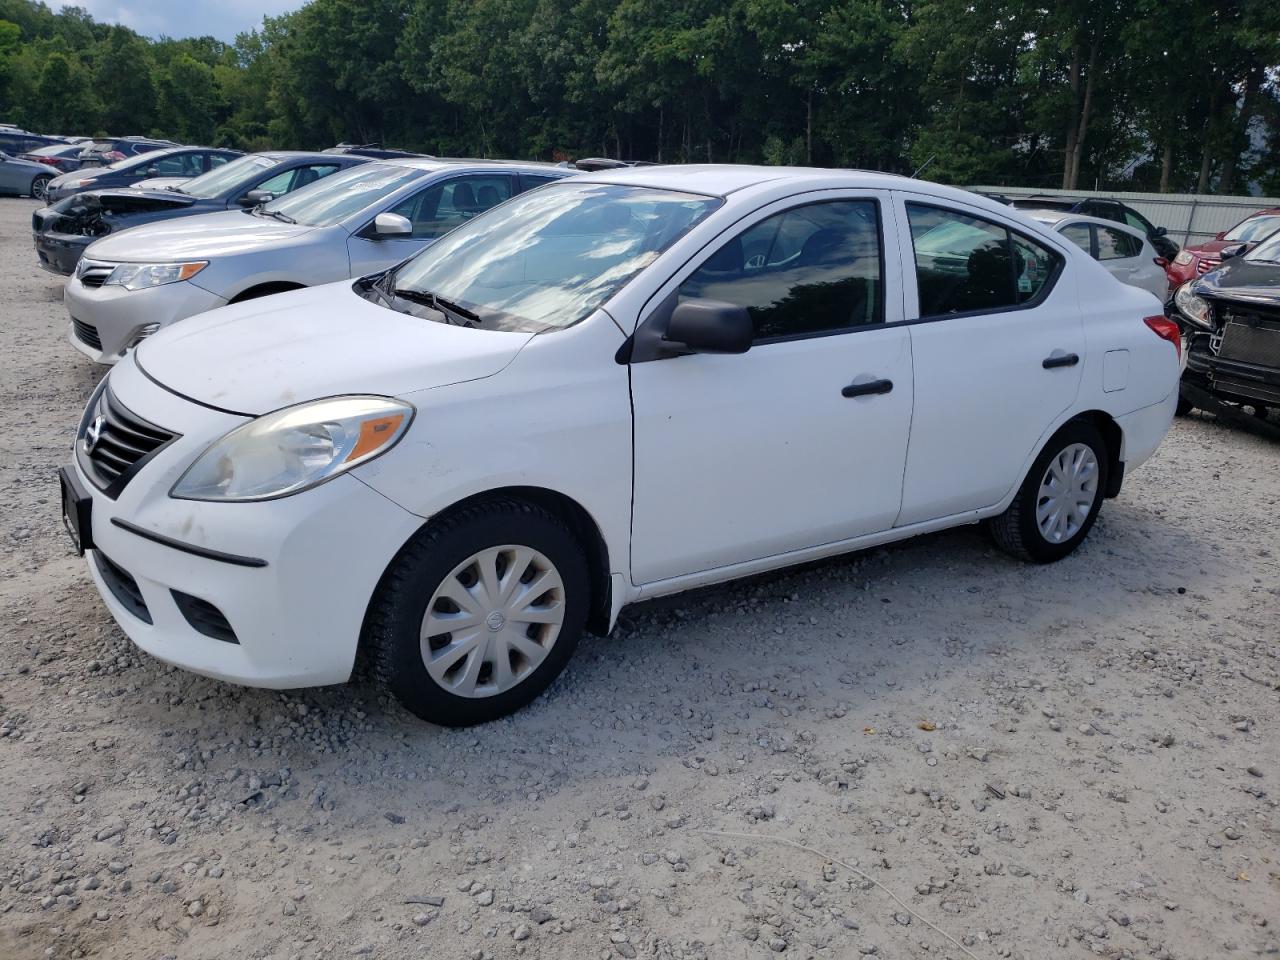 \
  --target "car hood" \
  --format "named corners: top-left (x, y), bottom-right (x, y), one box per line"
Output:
top-left (1184, 239), bottom-right (1232, 257)
top-left (85, 209), bottom-right (314, 262)
top-left (1192, 257), bottom-right (1280, 305)
top-left (133, 283), bottom-right (534, 415)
